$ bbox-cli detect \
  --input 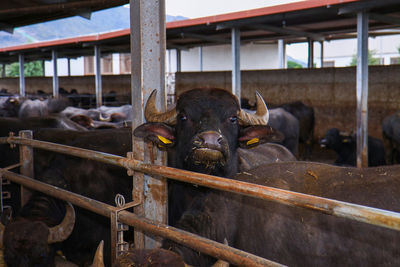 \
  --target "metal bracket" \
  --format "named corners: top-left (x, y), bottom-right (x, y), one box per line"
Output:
top-left (110, 193), bottom-right (142, 265)
top-left (126, 152), bottom-right (135, 176)
top-left (7, 132), bottom-right (16, 148)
